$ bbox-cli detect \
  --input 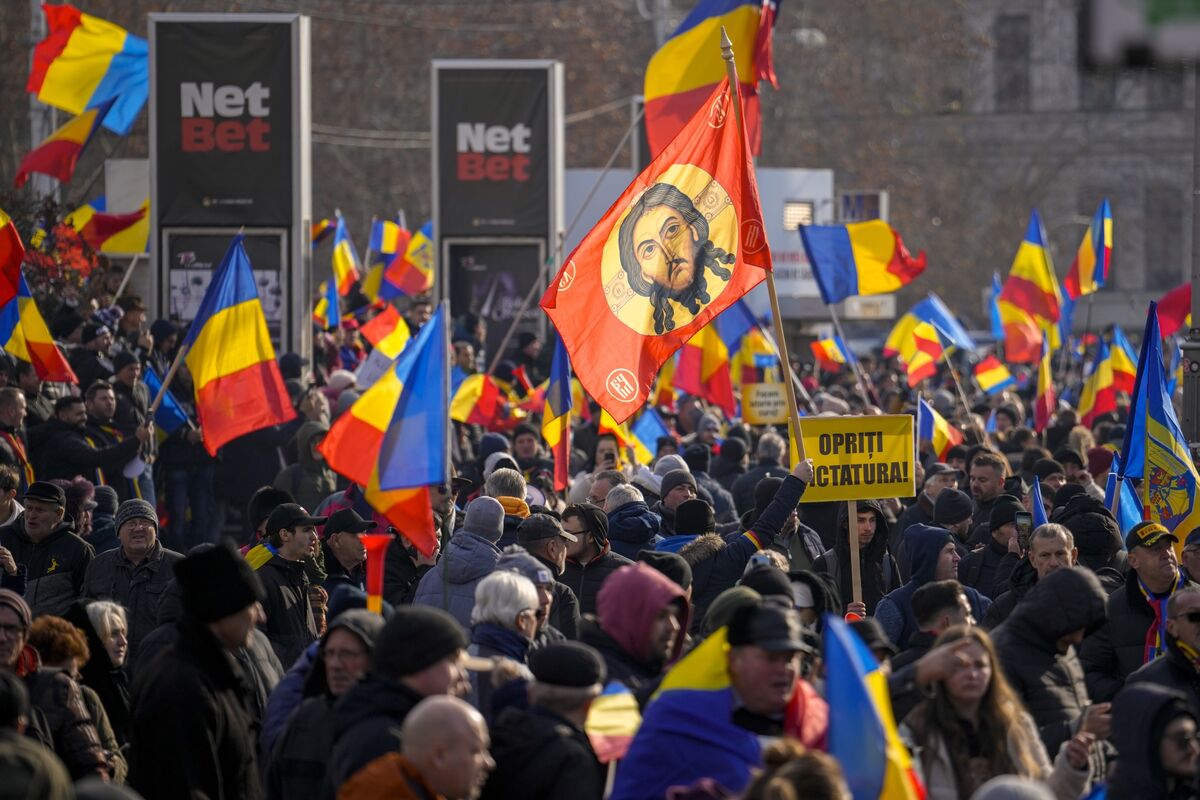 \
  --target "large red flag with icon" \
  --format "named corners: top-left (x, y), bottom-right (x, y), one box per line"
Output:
top-left (542, 77), bottom-right (771, 423)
